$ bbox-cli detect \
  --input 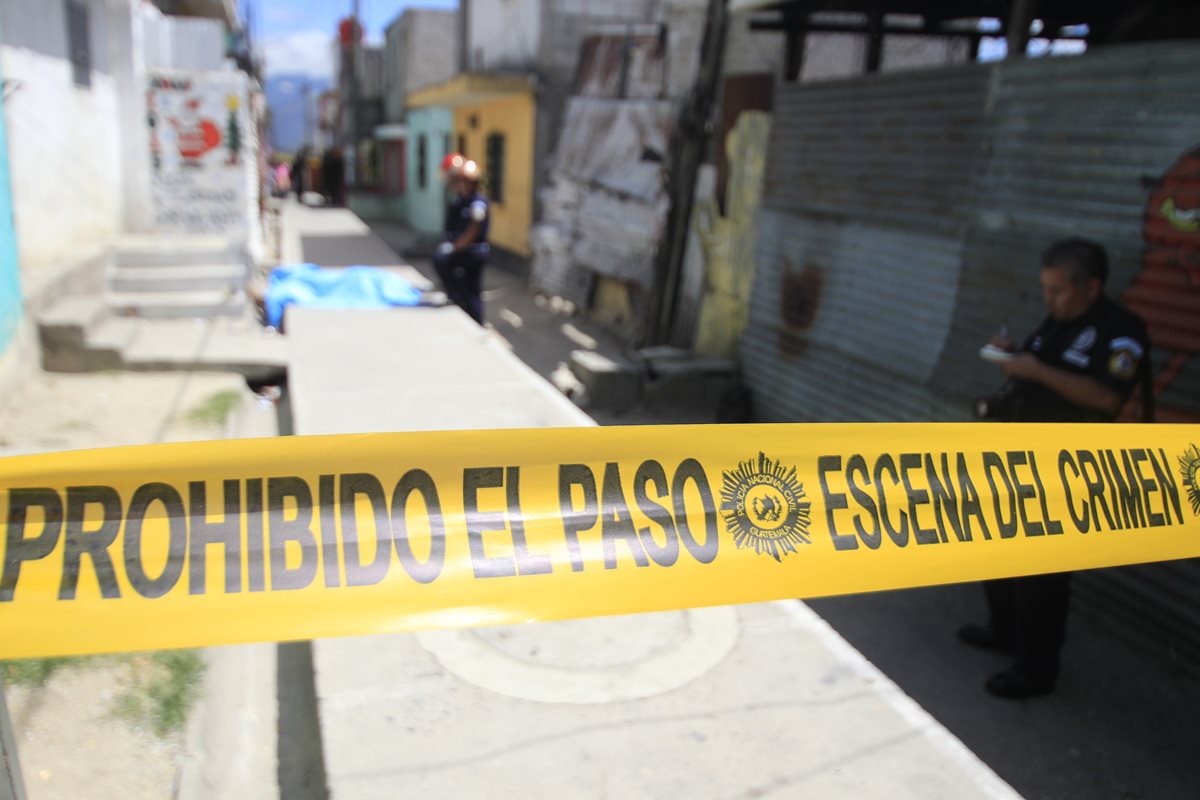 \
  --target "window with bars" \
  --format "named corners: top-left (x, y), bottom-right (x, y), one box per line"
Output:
top-left (66, 0), bottom-right (91, 88)
top-left (485, 133), bottom-right (504, 204)
top-left (417, 134), bottom-right (428, 190)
